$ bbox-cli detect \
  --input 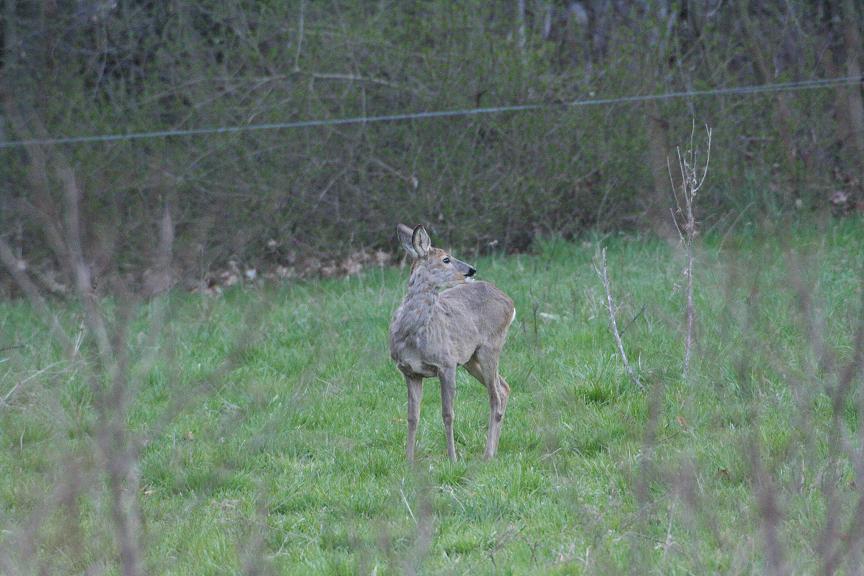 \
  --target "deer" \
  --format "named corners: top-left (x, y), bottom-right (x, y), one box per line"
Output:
top-left (389, 224), bottom-right (515, 462)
